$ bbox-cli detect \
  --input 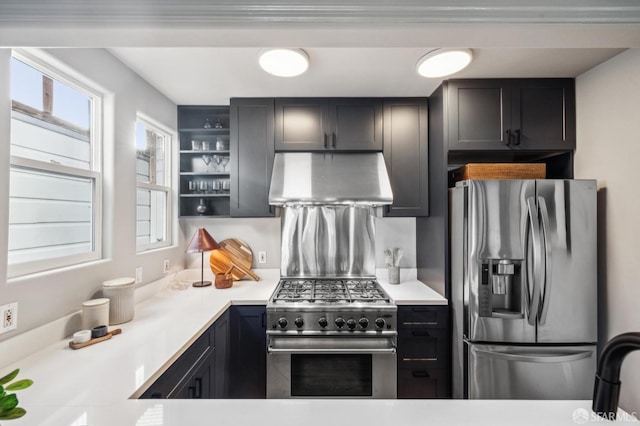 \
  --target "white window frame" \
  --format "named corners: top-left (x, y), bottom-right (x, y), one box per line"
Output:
top-left (135, 114), bottom-right (173, 253)
top-left (8, 49), bottom-right (103, 278)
